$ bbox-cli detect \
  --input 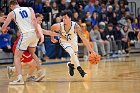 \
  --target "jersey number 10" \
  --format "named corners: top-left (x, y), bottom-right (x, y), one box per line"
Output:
top-left (19, 10), bottom-right (28, 18)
